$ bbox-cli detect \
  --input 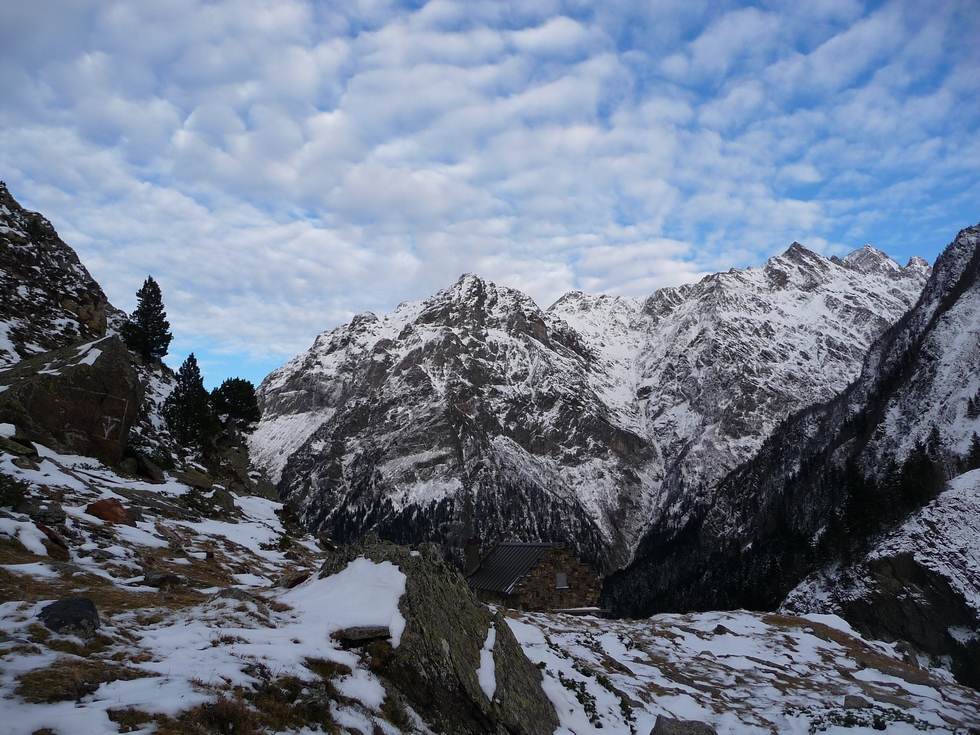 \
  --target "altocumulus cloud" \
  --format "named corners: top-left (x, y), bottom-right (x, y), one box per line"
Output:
top-left (0, 0), bottom-right (978, 385)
